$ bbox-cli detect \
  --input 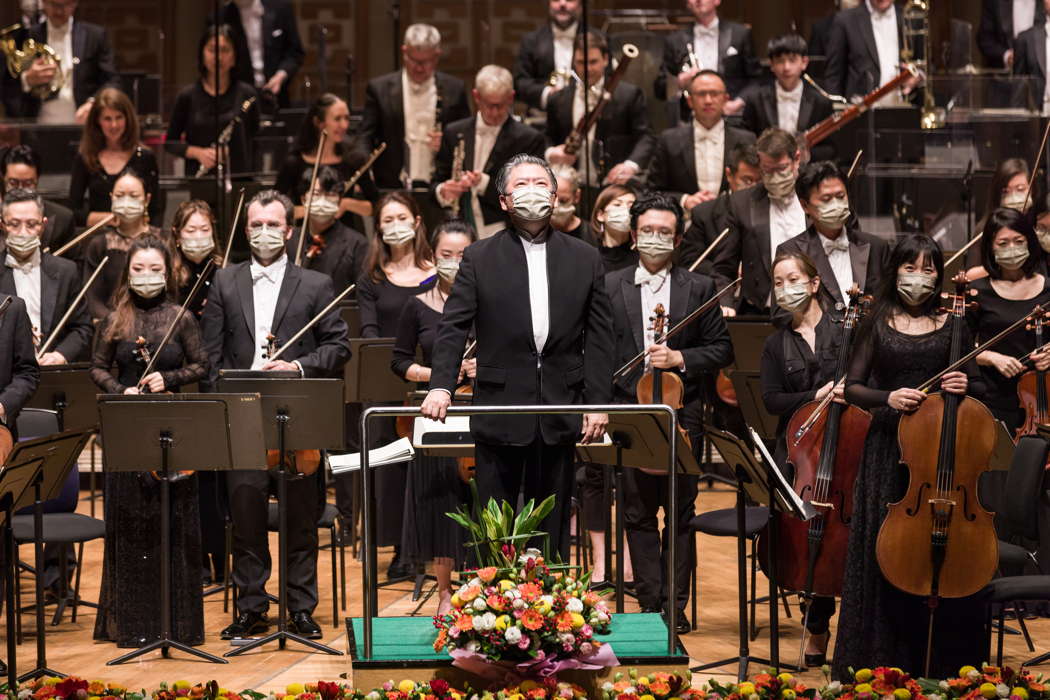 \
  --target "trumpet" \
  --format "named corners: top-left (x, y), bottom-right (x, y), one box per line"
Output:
top-left (0, 24), bottom-right (63, 99)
